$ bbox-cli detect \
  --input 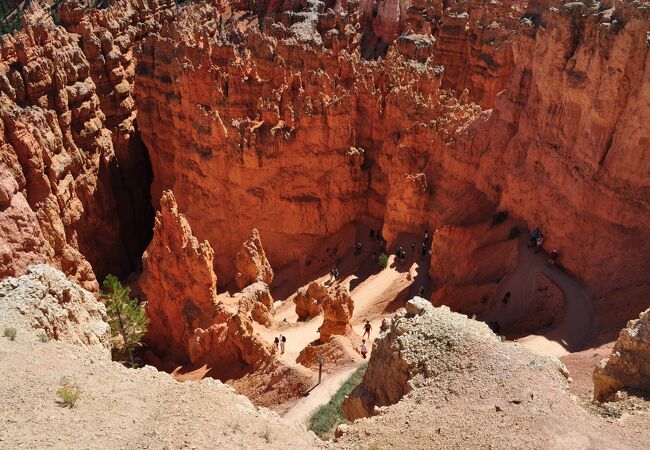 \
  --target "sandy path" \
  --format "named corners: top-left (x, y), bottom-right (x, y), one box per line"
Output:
top-left (255, 245), bottom-right (421, 424)
top-left (282, 367), bottom-right (358, 425)
top-left (486, 238), bottom-right (593, 357)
